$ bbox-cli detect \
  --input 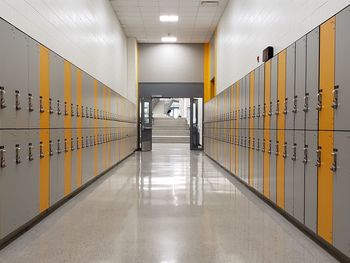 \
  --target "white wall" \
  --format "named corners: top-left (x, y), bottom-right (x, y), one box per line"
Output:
top-left (0, 0), bottom-right (136, 103)
top-left (138, 44), bottom-right (204, 83)
top-left (216, 0), bottom-right (350, 94)
top-left (127, 38), bottom-right (138, 104)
